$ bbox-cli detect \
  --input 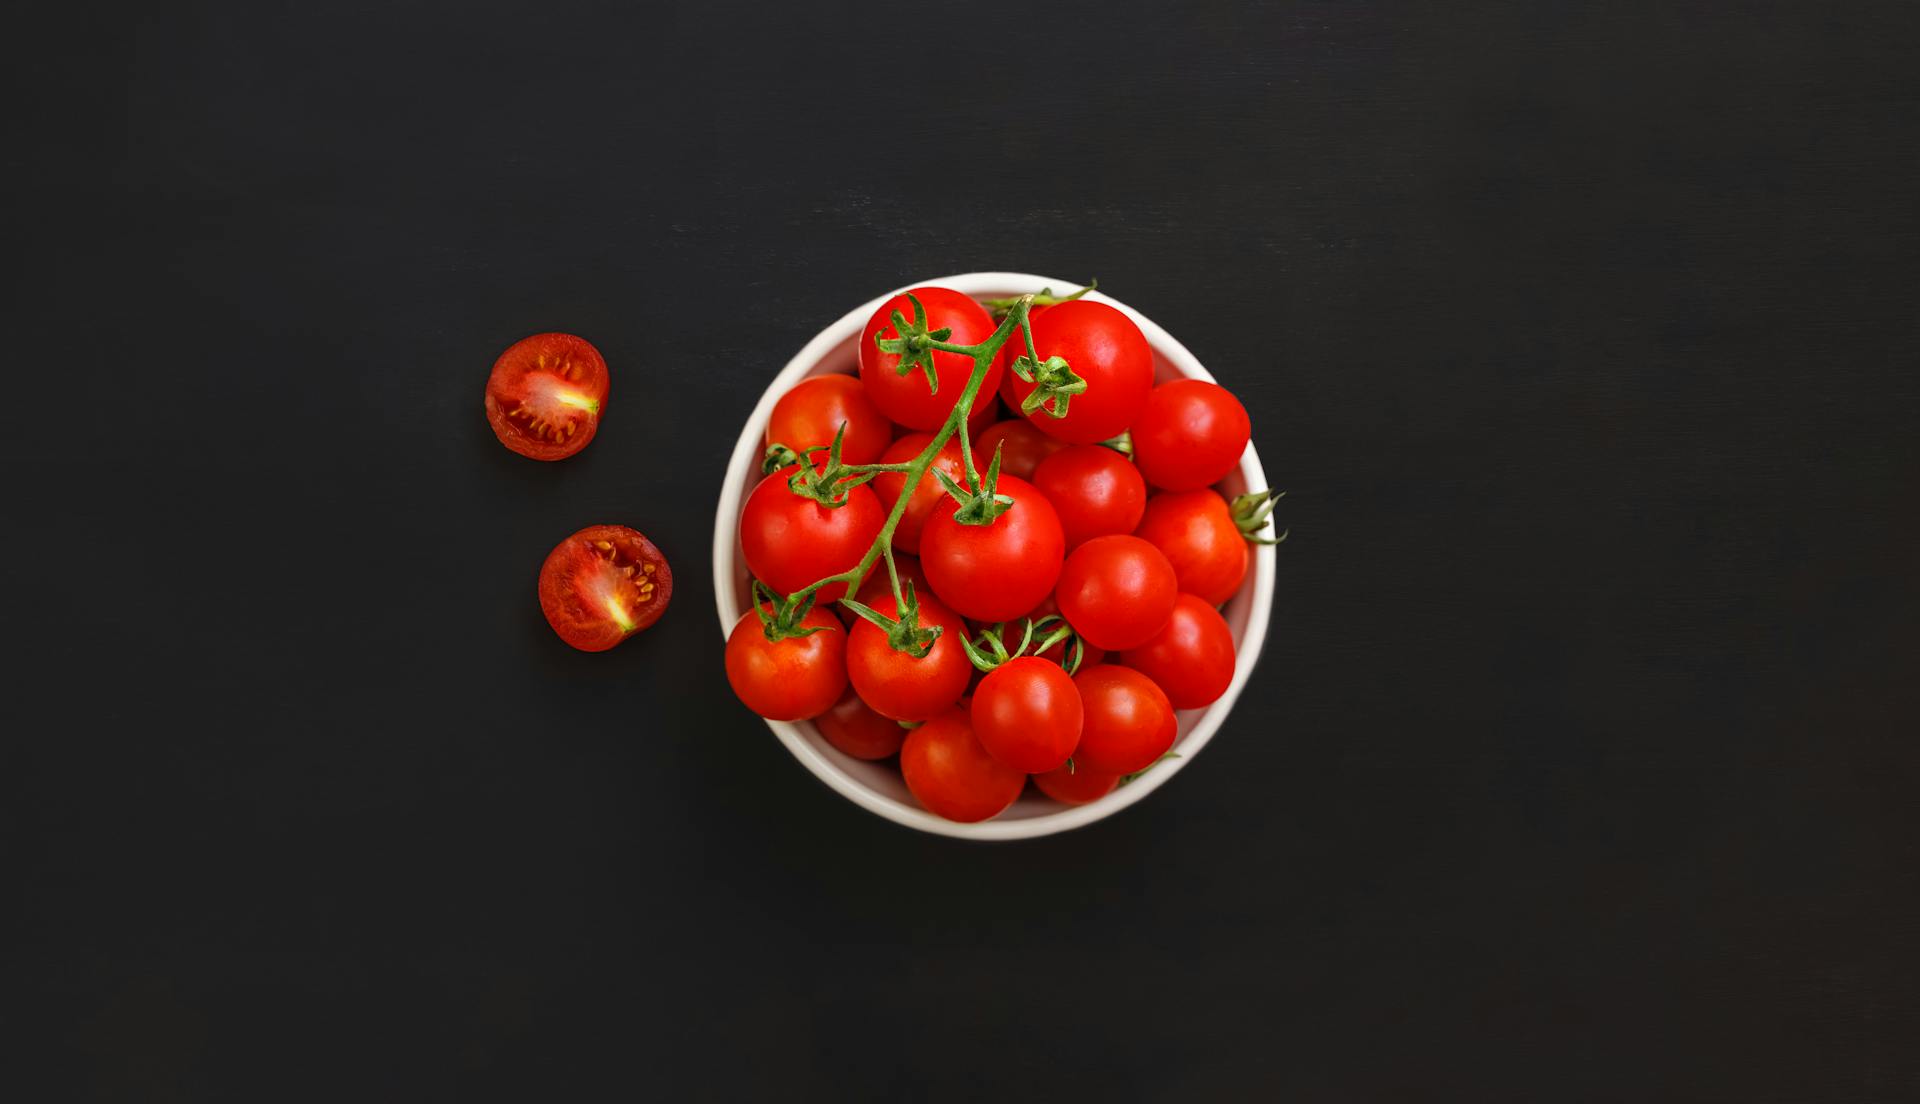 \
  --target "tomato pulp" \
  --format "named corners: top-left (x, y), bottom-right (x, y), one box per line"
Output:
top-left (485, 333), bottom-right (609, 460)
top-left (537, 524), bottom-right (671, 651)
